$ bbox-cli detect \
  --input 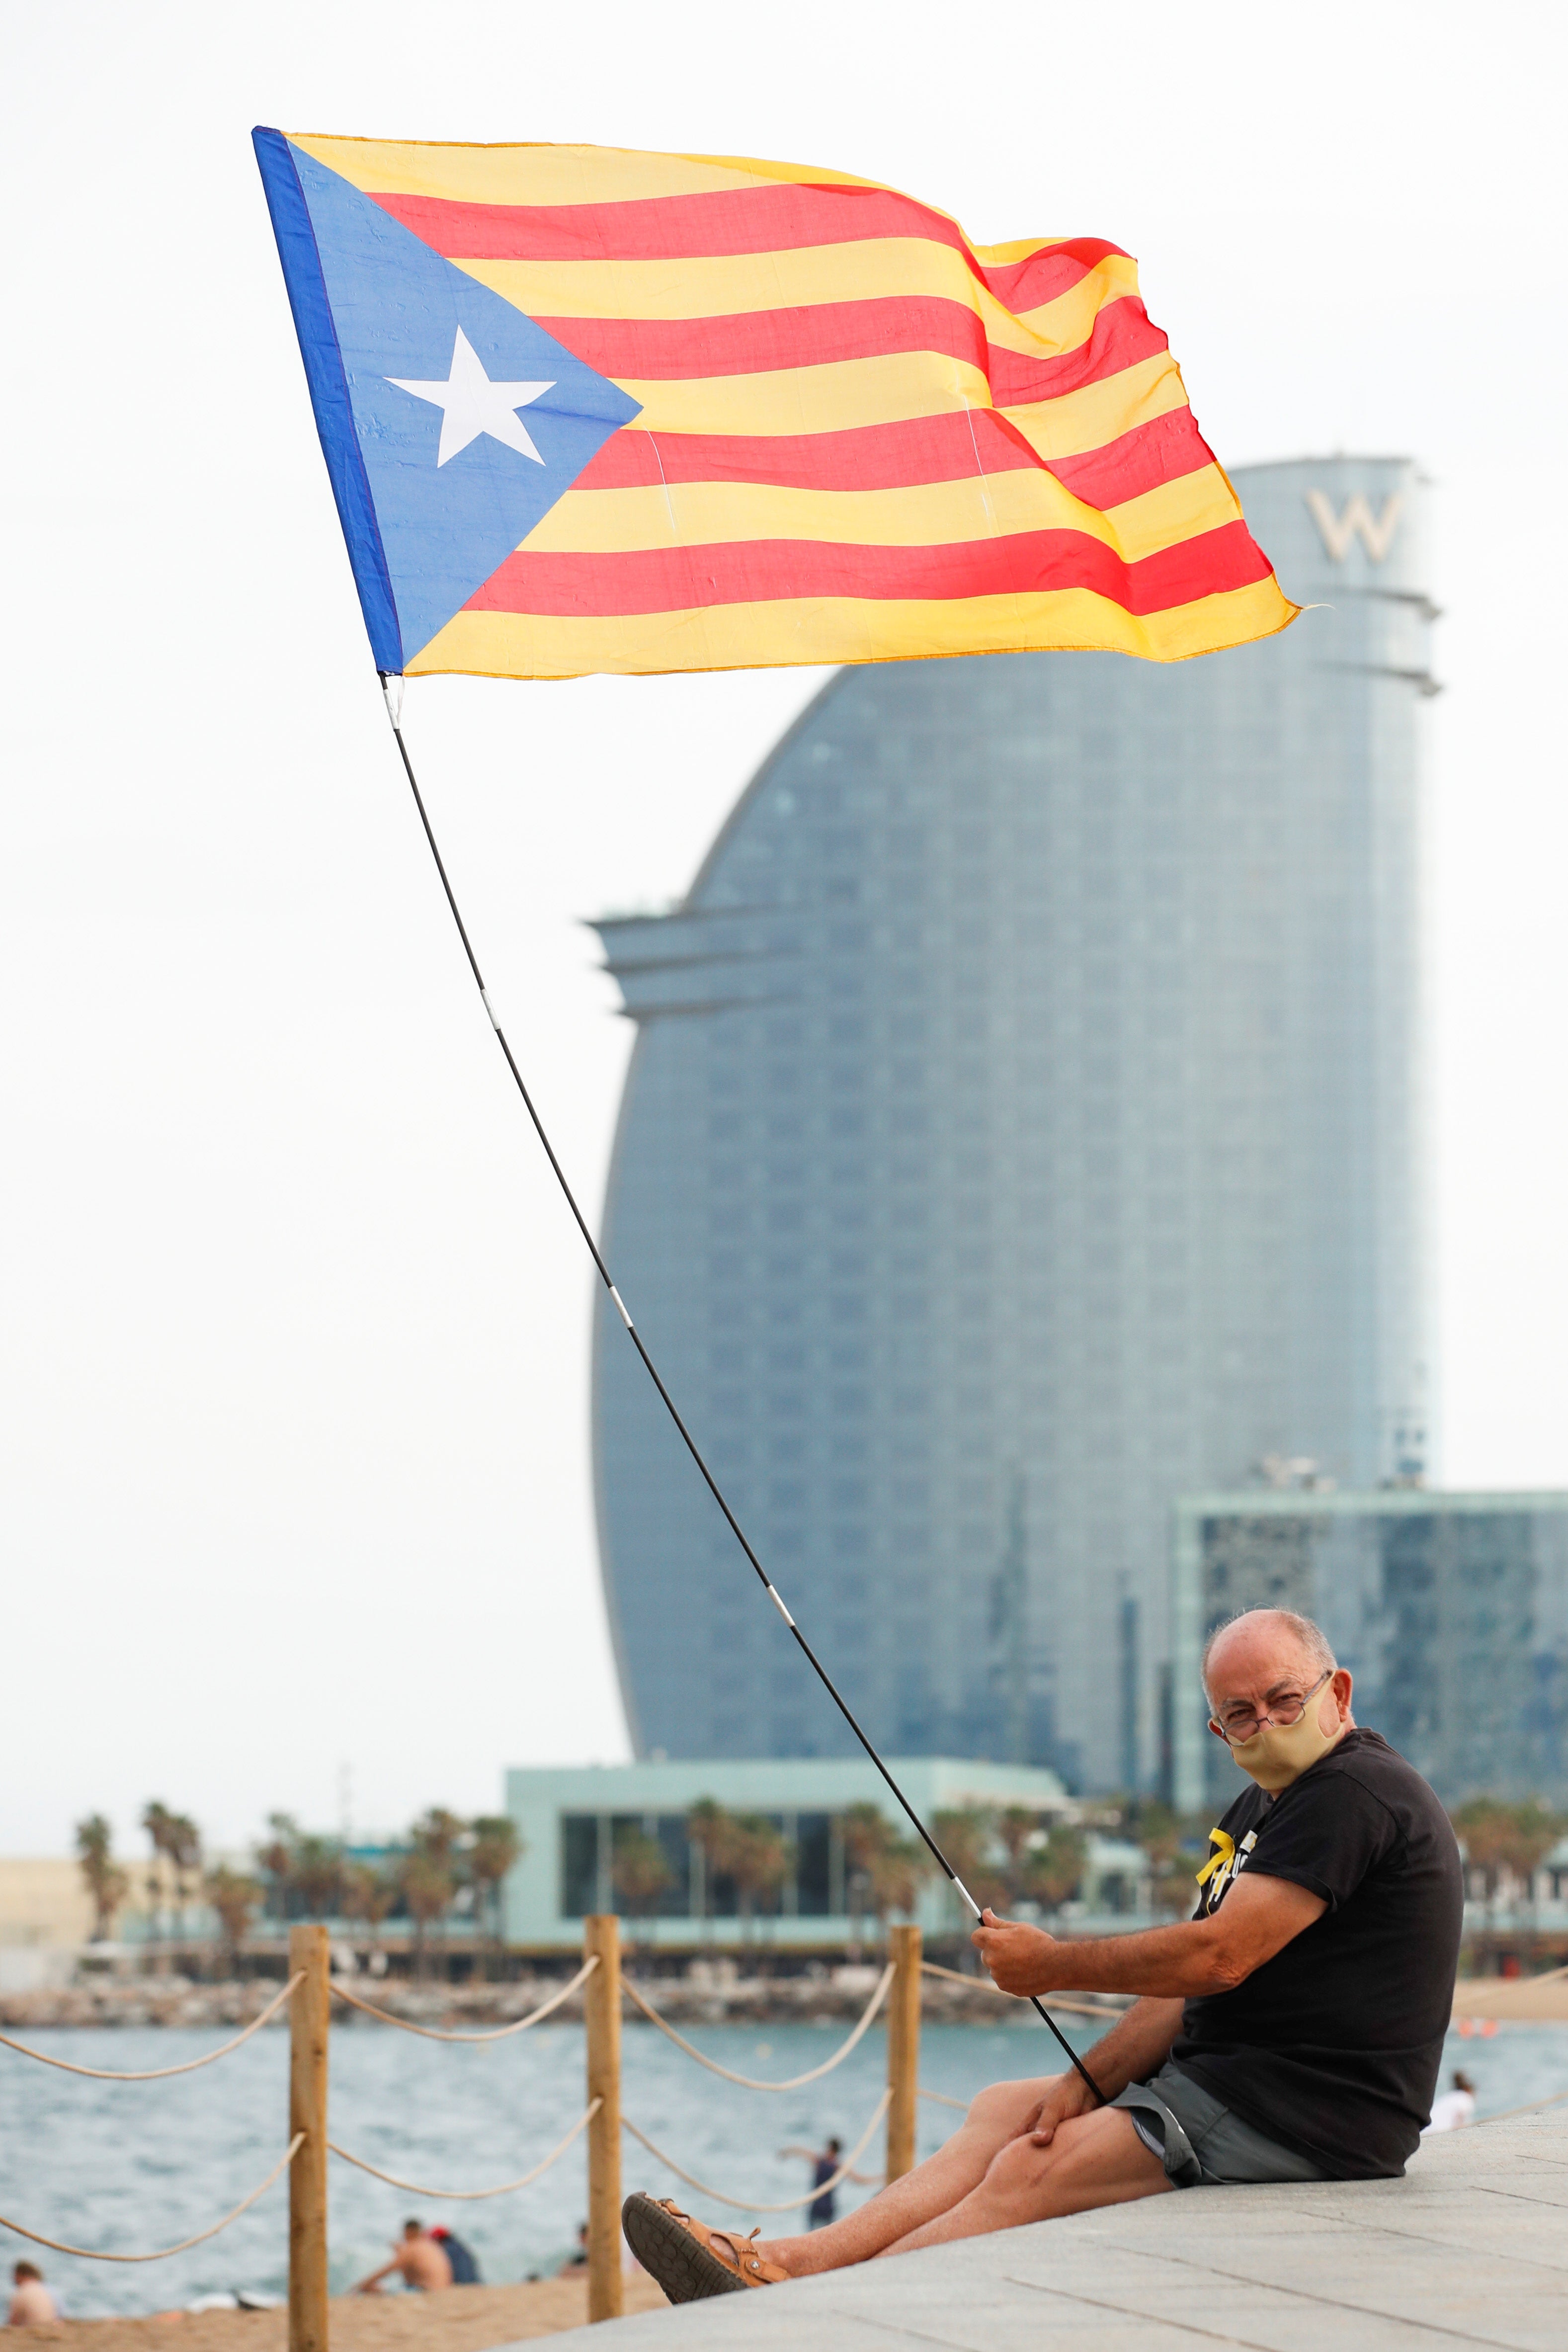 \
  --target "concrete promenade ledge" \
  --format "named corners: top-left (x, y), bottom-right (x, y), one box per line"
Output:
top-left (544, 2103), bottom-right (1568, 2350)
